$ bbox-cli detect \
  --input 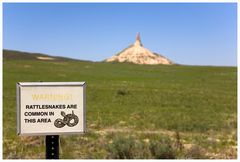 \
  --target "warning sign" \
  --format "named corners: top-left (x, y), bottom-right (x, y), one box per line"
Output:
top-left (16, 82), bottom-right (86, 135)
